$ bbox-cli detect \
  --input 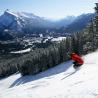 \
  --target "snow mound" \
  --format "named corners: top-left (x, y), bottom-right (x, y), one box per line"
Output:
top-left (0, 51), bottom-right (98, 98)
